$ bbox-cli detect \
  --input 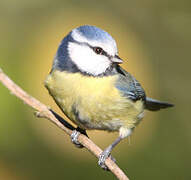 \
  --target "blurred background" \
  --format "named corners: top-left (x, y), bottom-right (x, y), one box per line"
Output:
top-left (0, 0), bottom-right (190, 179)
